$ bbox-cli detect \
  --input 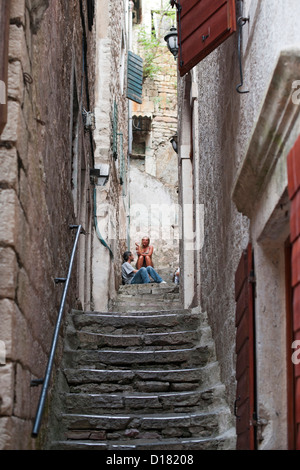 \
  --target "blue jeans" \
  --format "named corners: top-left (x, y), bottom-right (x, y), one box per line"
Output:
top-left (130, 266), bottom-right (163, 284)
